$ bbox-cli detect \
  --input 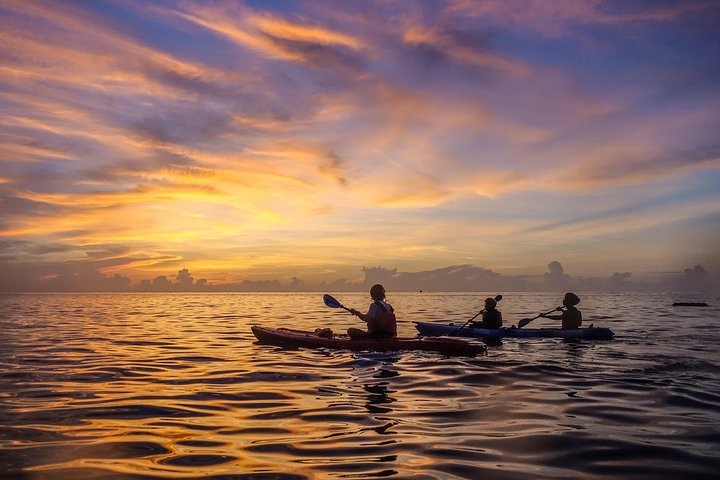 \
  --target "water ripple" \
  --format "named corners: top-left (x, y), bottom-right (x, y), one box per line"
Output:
top-left (1, 292), bottom-right (718, 479)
